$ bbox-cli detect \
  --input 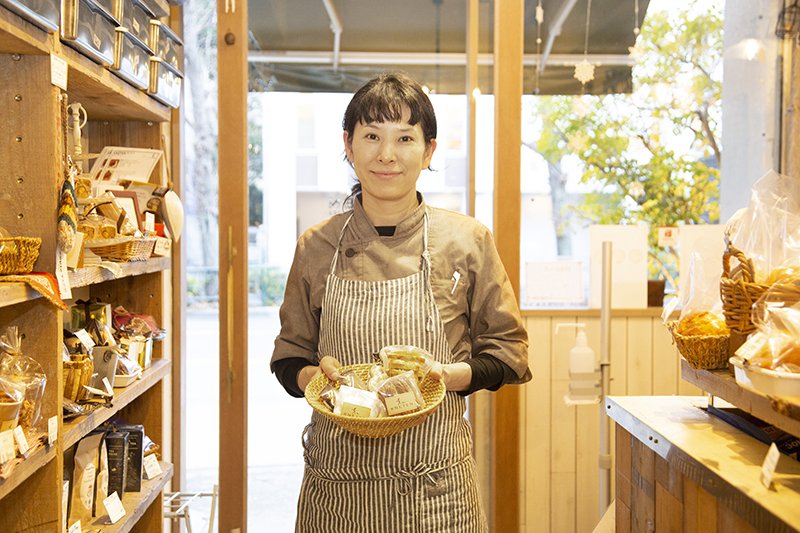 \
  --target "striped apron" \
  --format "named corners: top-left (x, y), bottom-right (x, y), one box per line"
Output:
top-left (296, 210), bottom-right (487, 533)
